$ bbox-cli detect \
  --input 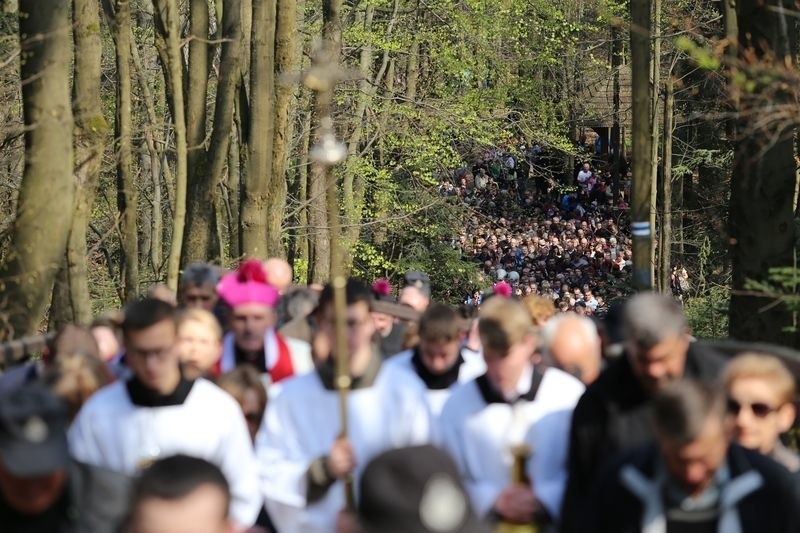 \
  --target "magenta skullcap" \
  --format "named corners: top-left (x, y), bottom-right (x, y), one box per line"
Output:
top-left (217, 259), bottom-right (280, 308)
